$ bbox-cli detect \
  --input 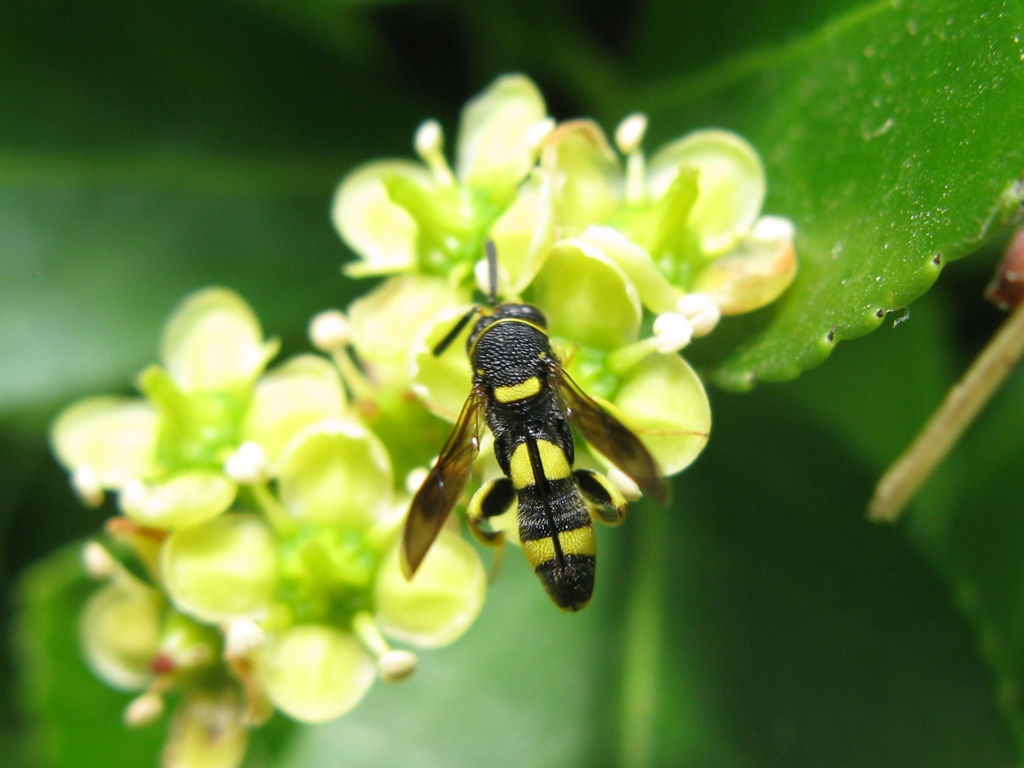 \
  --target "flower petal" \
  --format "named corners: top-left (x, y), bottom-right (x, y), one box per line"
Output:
top-left (161, 513), bottom-right (278, 624)
top-left (491, 171), bottom-right (555, 294)
top-left (531, 236), bottom-right (642, 350)
top-left (79, 581), bottom-right (164, 691)
top-left (409, 304), bottom-right (476, 422)
top-left (455, 74), bottom-right (548, 200)
top-left (692, 215), bottom-right (798, 314)
top-left (648, 129), bottom-right (765, 256)
top-left (258, 623), bottom-right (376, 723)
top-left (540, 119), bottom-right (622, 234)
top-left (573, 226), bottom-right (682, 314)
top-left (161, 288), bottom-right (278, 393)
top-left (333, 160), bottom-right (430, 276)
top-left (276, 419), bottom-right (393, 528)
top-left (374, 529), bottom-right (486, 648)
top-left (50, 396), bottom-right (158, 486)
top-left (119, 469), bottom-right (237, 530)
top-left (349, 275), bottom-right (468, 382)
top-left (241, 355), bottom-right (346, 468)
top-left (610, 353), bottom-right (711, 476)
